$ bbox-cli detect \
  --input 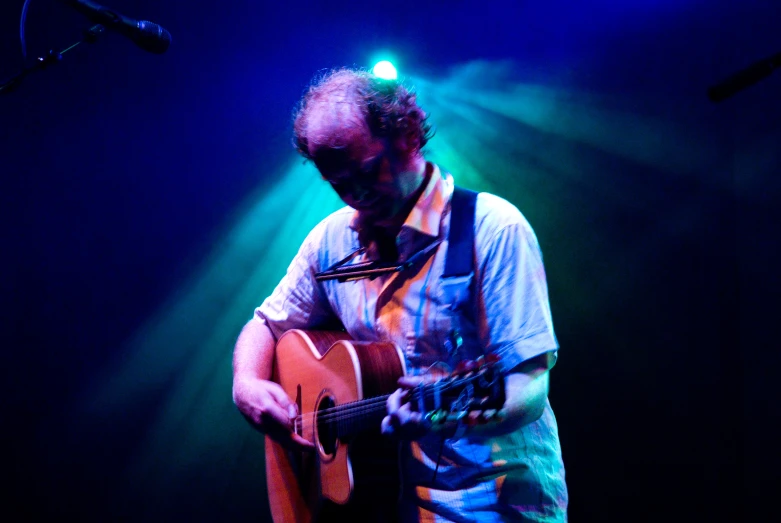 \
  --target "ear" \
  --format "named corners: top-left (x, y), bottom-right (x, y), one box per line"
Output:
top-left (406, 129), bottom-right (421, 152)
top-left (395, 129), bottom-right (420, 155)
